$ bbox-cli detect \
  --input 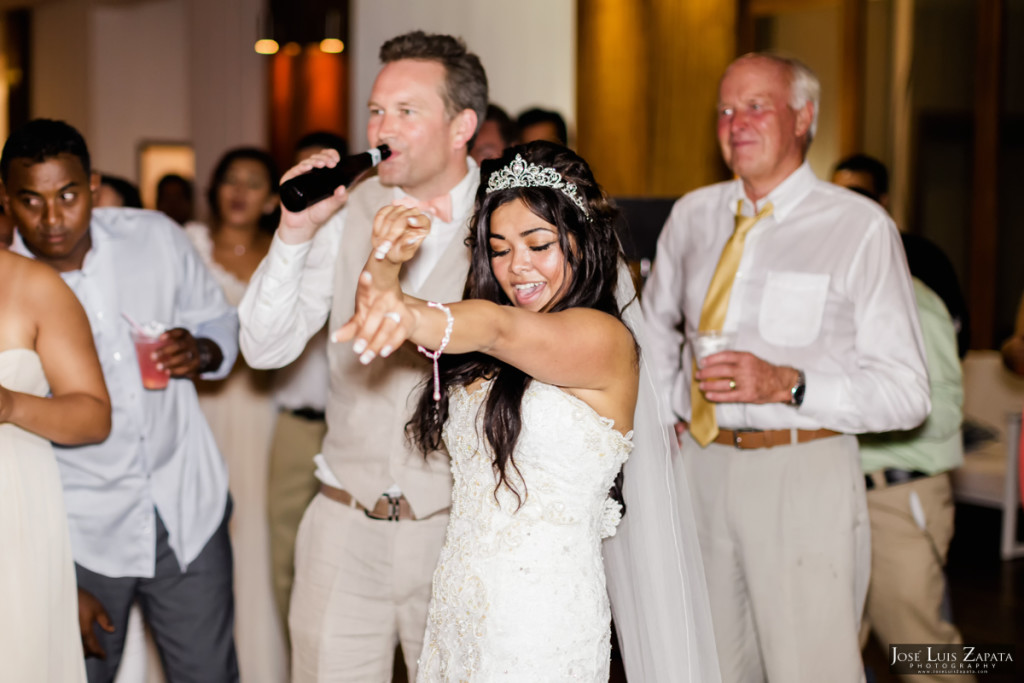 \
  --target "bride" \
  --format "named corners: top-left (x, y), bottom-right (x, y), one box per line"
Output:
top-left (337, 141), bottom-right (720, 682)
